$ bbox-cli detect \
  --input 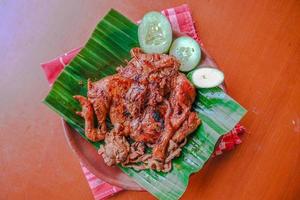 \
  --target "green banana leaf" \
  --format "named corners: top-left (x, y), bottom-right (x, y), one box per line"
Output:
top-left (44, 9), bottom-right (246, 200)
